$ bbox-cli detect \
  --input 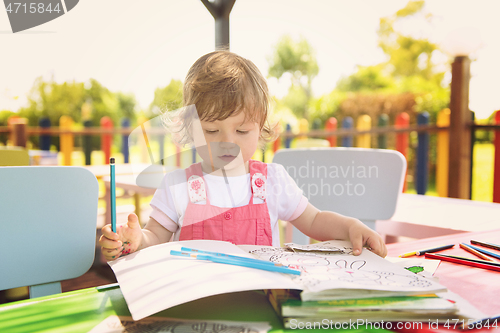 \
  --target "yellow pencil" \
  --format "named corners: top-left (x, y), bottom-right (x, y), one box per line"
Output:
top-left (399, 251), bottom-right (417, 258)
